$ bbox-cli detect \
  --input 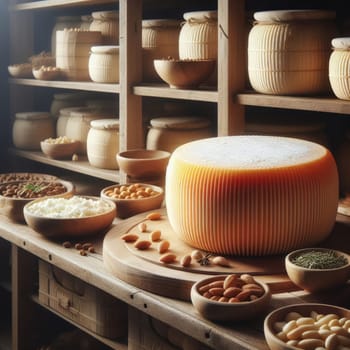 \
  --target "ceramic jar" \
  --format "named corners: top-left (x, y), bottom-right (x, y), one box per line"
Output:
top-left (51, 16), bottom-right (81, 56)
top-left (87, 118), bottom-right (119, 169)
top-left (248, 9), bottom-right (337, 95)
top-left (142, 19), bottom-right (181, 82)
top-left (329, 37), bottom-right (350, 100)
top-left (90, 10), bottom-right (119, 44)
top-left (80, 15), bottom-right (93, 30)
top-left (12, 112), bottom-right (55, 150)
top-left (244, 115), bottom-right (329, 147)
top-left (88, 45), bottom-right (119, 83)
top-left (146, 116), bottom-right (214, 153)
top-left (65, 107), bottom-right (113, 154)
top-left (179, 10), bottom-right (217, 84)
top-left (50, 93), bottom-right (86, 119)
top-left (56, 29), bottom-right (102, 81)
